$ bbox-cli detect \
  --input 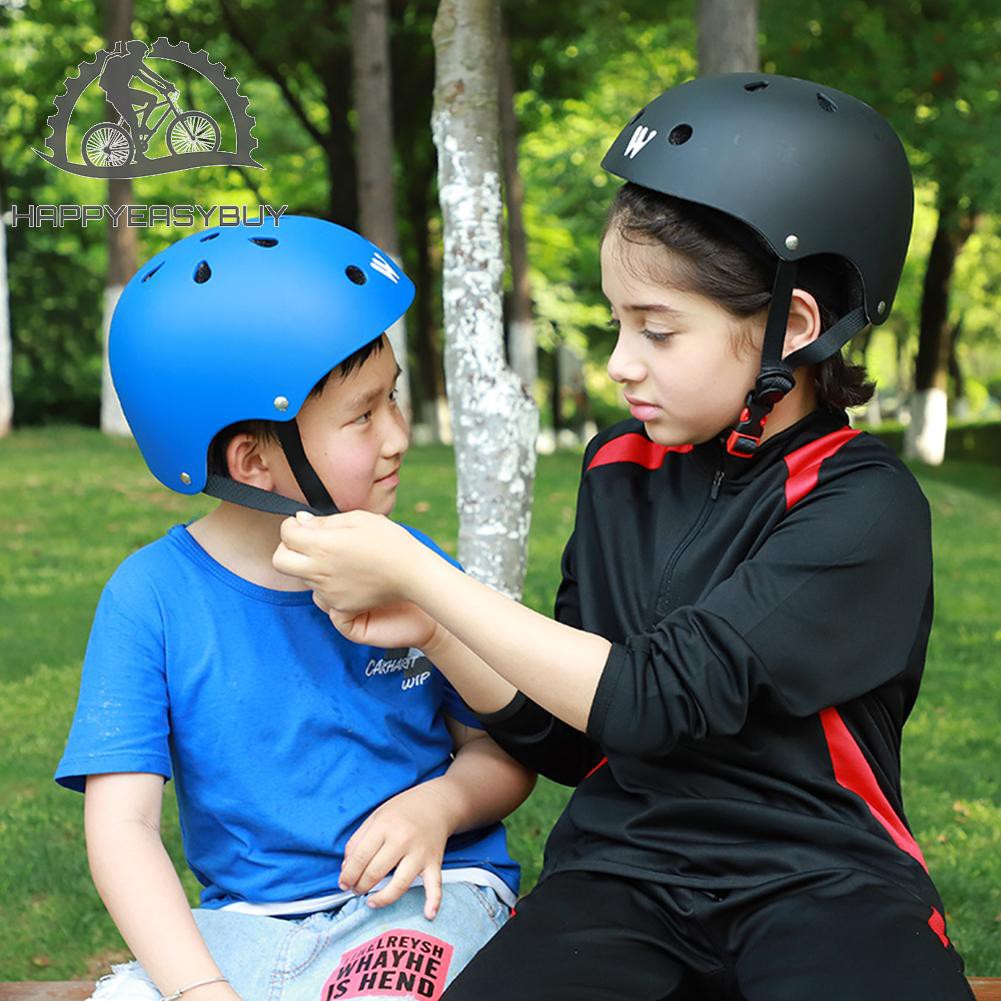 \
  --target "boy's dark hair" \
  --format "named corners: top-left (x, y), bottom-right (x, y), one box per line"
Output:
top-left (605, 183), bottom-right (875, 411)
top-left (206, 334), bottom-right (386, 479)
